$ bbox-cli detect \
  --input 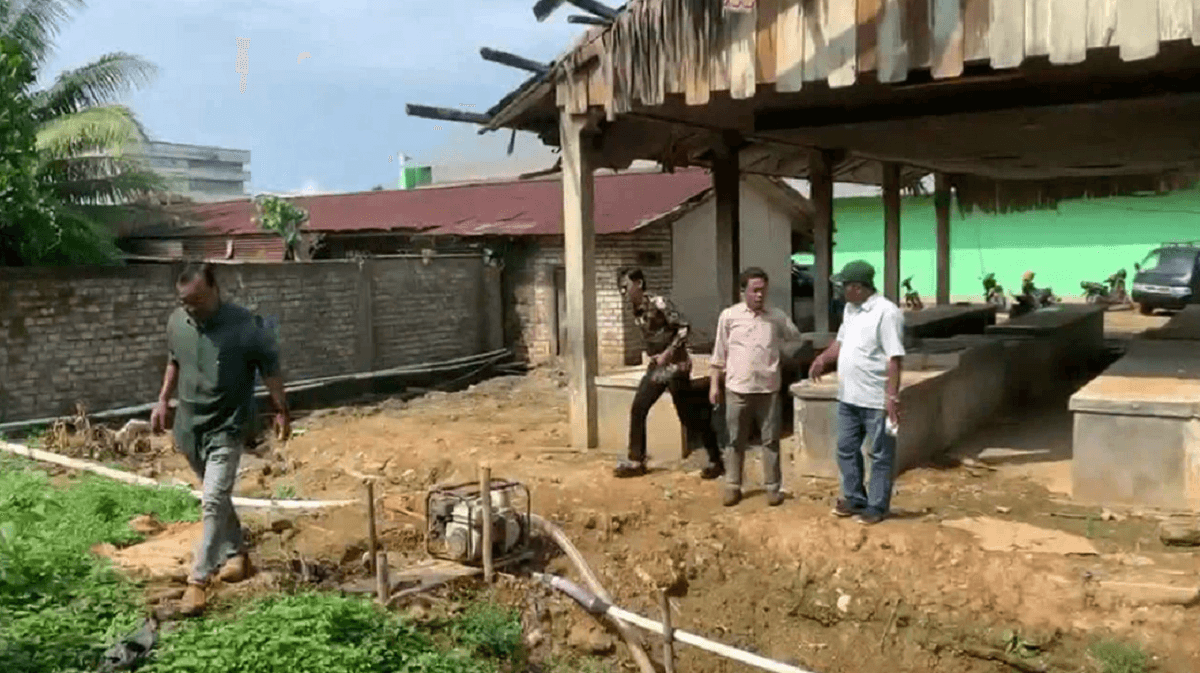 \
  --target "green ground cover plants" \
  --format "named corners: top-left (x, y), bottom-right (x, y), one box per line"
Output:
top-left (0, 456), bottom-right (529, 673)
